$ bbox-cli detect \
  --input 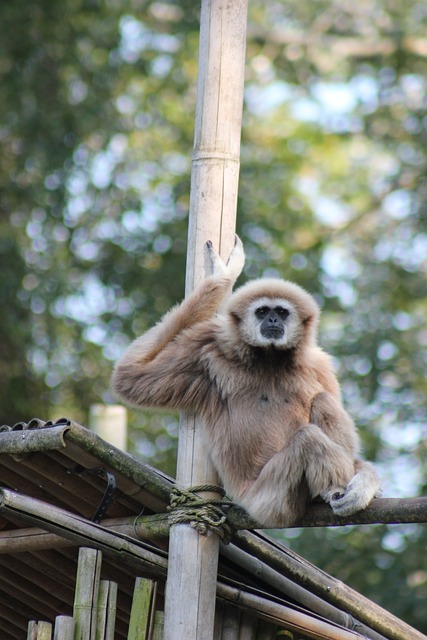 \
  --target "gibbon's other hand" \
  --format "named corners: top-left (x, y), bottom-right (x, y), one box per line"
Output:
top-left (205, 234), bottom-right (245, 282)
